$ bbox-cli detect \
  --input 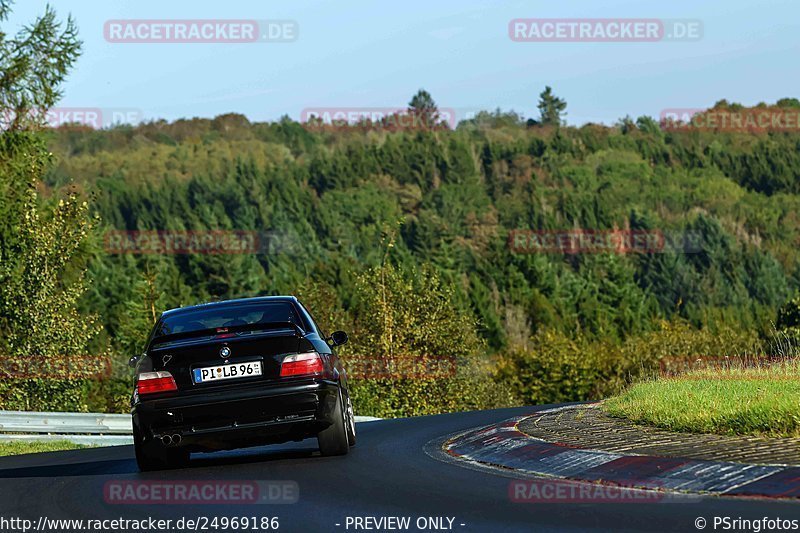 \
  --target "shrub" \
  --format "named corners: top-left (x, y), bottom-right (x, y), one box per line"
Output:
top-left (0, 377), bottom-right (130, 413)
top-left (83, 378), bottom-right (130, 413)
top-left (349, 357), bottom-right (517, 418)
top-left (622, 319), bottom-right (764, 375)
top-left (493, 320), bottom-right (764, 407)
top-left (307, 261), bottom-right (518, 418)
top-left (0, 379), bottom-right (90, 412)
top-left (776, 292), bottom-right (800, 344)
top-left (493, 330), bottom-right (625, 405)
